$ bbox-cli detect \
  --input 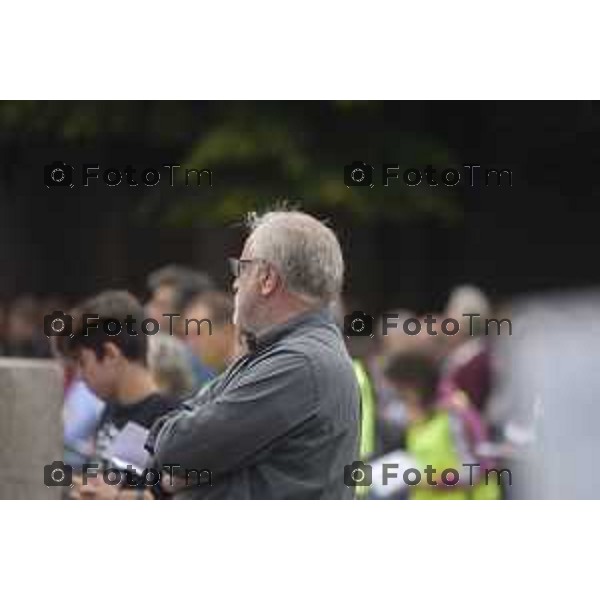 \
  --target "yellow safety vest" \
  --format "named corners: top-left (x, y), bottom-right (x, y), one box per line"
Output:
top-left (352, 359), bottom-right (377, 499)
